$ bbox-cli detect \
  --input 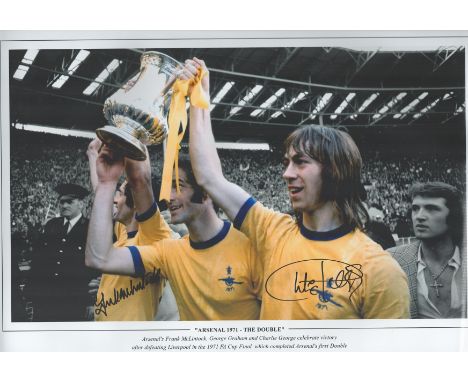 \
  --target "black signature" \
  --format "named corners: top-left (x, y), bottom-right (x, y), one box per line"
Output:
top-left (265, 259), bottom-right (363, 305)
top-left (94, 268), bottom-right (161, 317)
